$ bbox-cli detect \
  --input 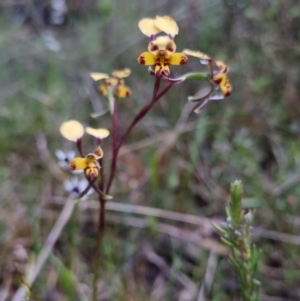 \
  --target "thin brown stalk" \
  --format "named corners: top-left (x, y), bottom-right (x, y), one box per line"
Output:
top-left (11, 198), bottom-right (76, 301)
top-left (105, 79), bottom-right (173, 194)
top-left (92, 196), bottom-right (105, 301)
